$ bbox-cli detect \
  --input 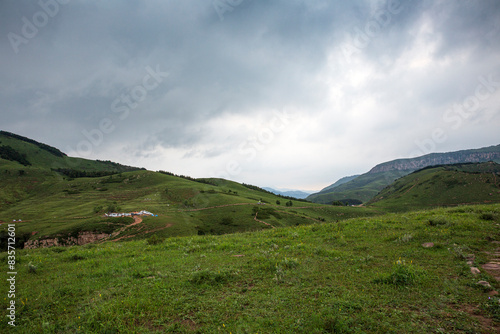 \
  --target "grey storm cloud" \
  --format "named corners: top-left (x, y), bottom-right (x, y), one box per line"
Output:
top-left (1, 0), bottom-right (499, 189)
